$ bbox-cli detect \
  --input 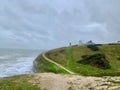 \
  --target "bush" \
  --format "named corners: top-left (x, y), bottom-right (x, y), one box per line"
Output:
top-left (87, 45), bottom-right (99, 51)
top-left (59, 49), bottom-right (65, 53)
top-left (77, 53), bottom-right (111, 69)
top-left (108, 43), bottom-right (120, 45)
top-left (72, 45), bottom-right (78, 47)
top-left (95, 44), bottom-right (103, 46)
top-left (117, 57), bottom-right (120, 60)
